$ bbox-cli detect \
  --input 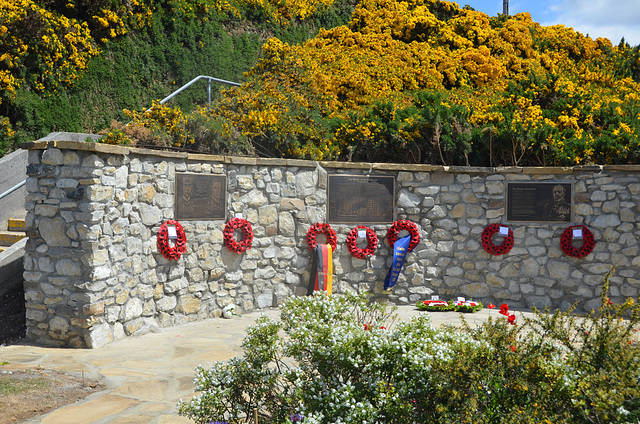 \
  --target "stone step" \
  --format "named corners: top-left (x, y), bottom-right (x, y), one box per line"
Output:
top-left (7, 218), bottom-right (25, 232)
top-left (0, 231), bottom-right (26, 247)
